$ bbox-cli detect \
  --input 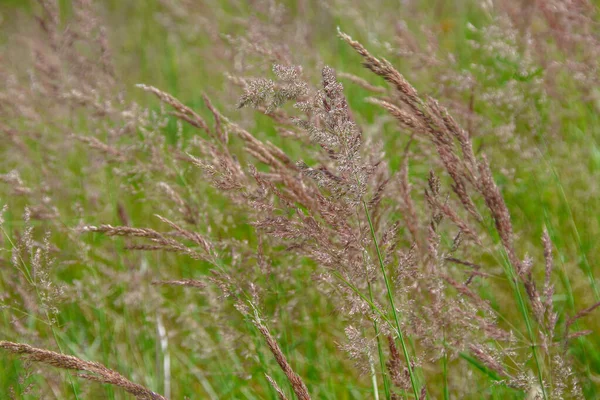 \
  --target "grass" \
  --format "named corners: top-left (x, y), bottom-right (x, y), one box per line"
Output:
top-left (1, 0), bottom-right (599, 399)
